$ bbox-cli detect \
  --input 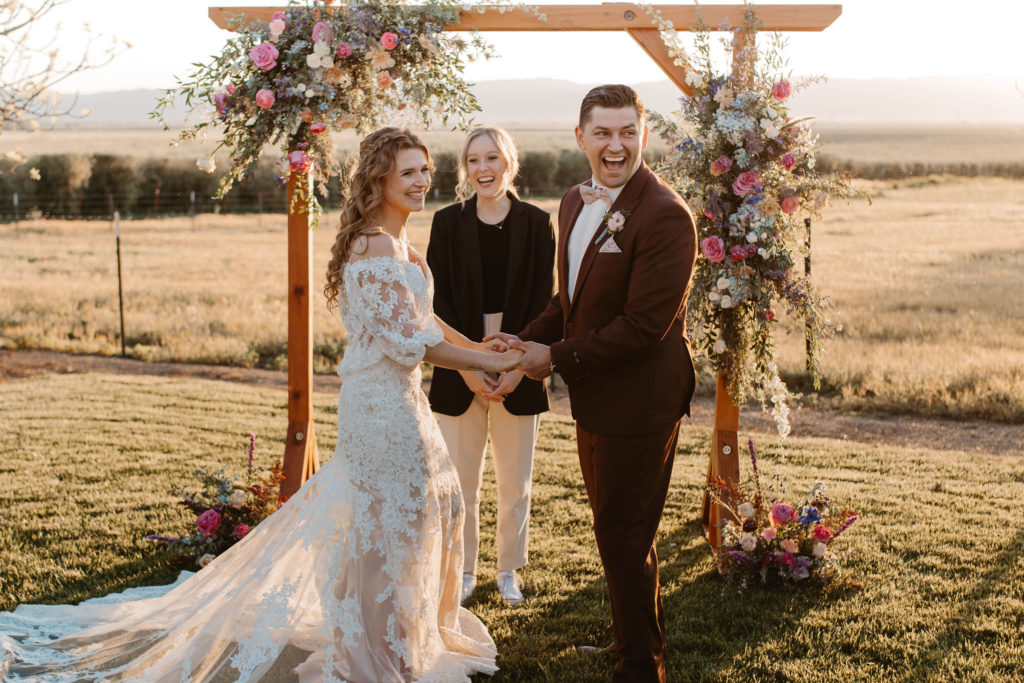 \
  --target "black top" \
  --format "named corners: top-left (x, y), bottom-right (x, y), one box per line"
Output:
top-left (426, 194), bottom-right (556, 417)
top-left (477, 216), bottom-right (510, 314)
